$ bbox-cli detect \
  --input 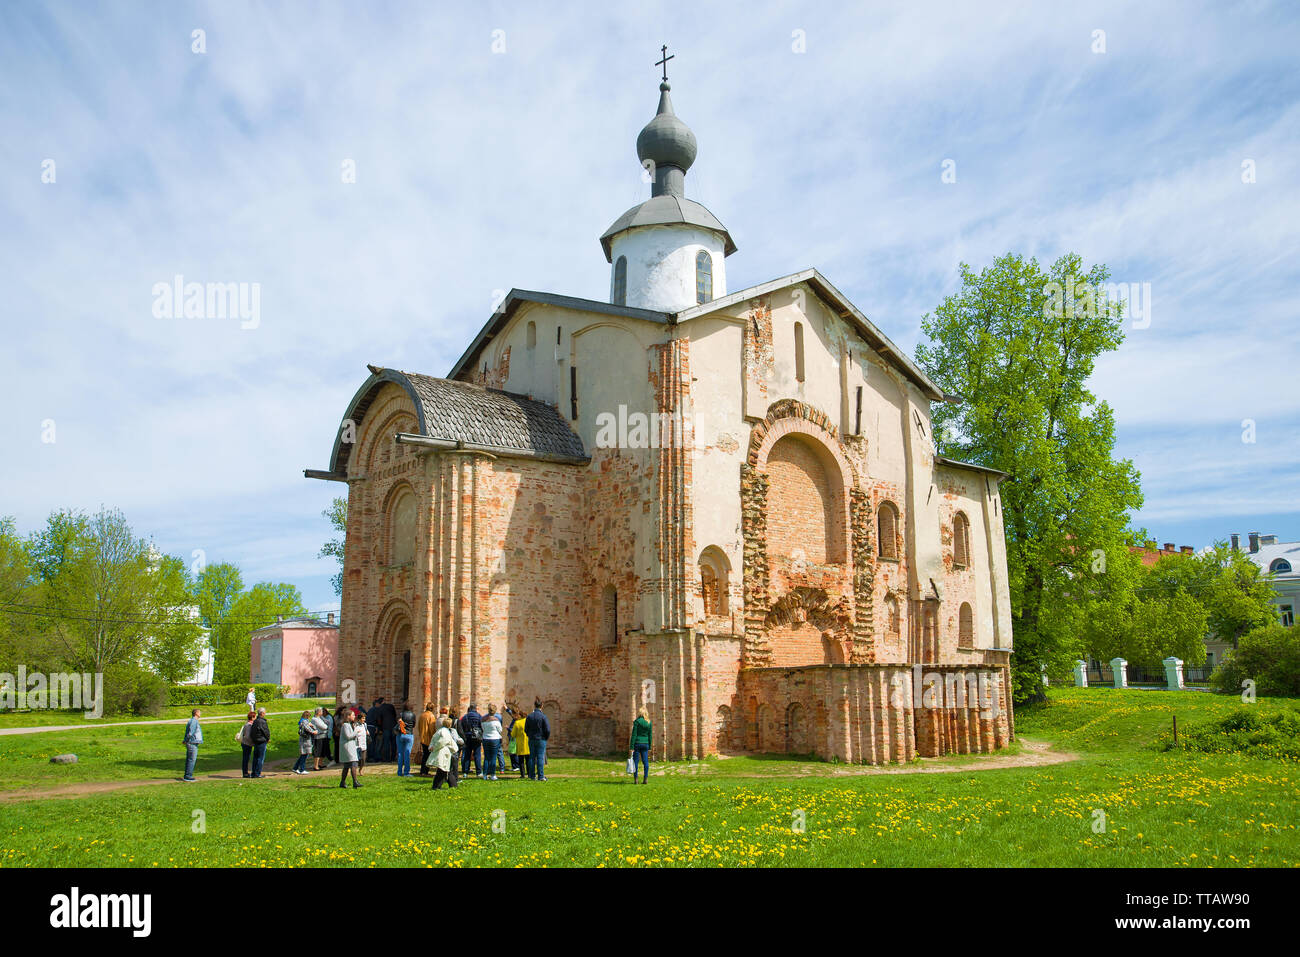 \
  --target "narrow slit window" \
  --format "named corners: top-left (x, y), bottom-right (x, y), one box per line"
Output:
top-left (570, 365), bottom-right (577, 420)
top-left (854, 386), bottom-right (863, 435)
top-left (526, 321), bottom-right (537, 349)
top-left (612, 256), bottom-right (627, 306)
top-left (794, 322), bottom-right (805, 382)
top-left (696, 250), bottom-right (713, 304)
